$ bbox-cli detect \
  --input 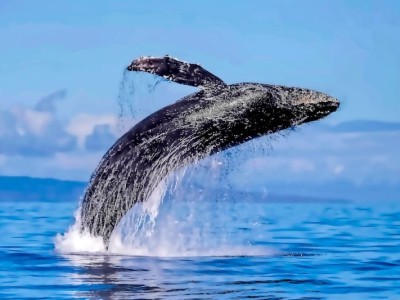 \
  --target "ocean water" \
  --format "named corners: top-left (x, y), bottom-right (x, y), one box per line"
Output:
top-left (0, 199), bottom-right (399, 299)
